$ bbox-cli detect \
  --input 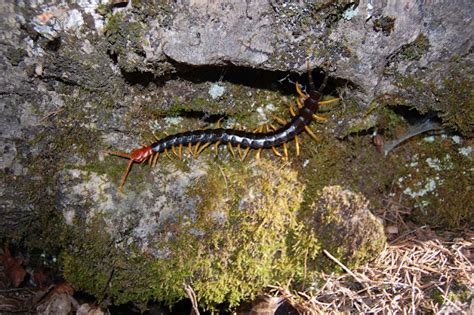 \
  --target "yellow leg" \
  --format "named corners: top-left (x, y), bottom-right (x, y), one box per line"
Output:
top-left (256, 148), bottom-right (262, 159)
top-left (197, 142), bottom-right (211, 155)
top-left (194, 142), bottom-right (201, 155)
top-left (171, 145), bottom-right (180, 159)
top-left (214, 141), bottom-right (221, 155)
top-left (242, 147), bottom-right (250, 161)
top-left (272, 115), bottom-right (286, 125)
top-left (188, 143), bottom-right (194, 157)
top-left (283, 142), bottom-right (289, 159)
top-left (295, 82), bottom-right (309, 99)
top-left (294, 135), bottom-right (300, 157)
top-left (271, 146), bottom-right (282, 157)
top-left (148, 154), bottom-right (153, 166)
top-left (304, 125), bottom-right (319, 141)
top-left (312, 114), bottom-right (327, 122)
top-left (227, 143), bottom-right (236, 158)
top-left (237, 144), bottom-right (243, 160)
top-left (164, 148), bottom-right (172, 160)
top-left (289, 104), bottom-right (297, 117)
top-left (296, 97), bottom-right (304, 109)
top-left (152, 152), bottom-right (160, 168)
top-left (216, 117), bottom-right (224, 128)
top-left (318, 98), bottom-right (340, 106)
